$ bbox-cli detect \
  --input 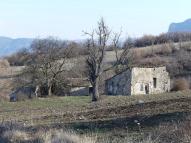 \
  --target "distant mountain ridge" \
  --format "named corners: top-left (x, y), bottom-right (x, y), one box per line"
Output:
top-left (169, 19), bottom-right (191, 33)
top-left (0, 36), bottom-right (33, 57)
